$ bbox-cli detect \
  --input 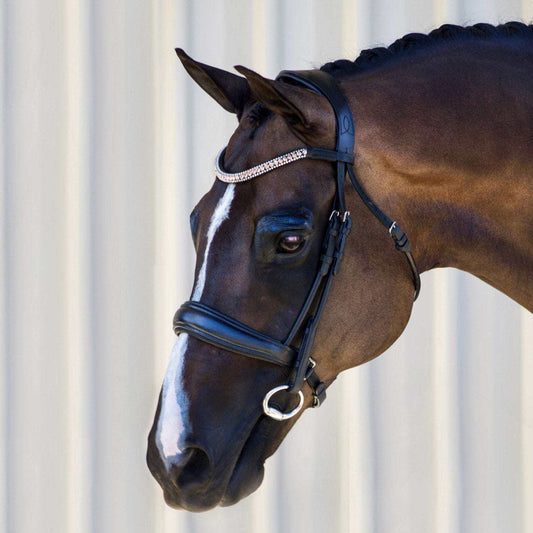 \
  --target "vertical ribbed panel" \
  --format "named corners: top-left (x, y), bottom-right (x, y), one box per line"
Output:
top-left (4, 1), bottom-right (69, 531)
top-left (0, 0), bottom-right (6, 529)
top-left (151, 0), bottom-right (190, 531)
top-left (64, 0), bottom-right (91, 532)
top-left (432, 270), bottom-right (460, 533)
top-left (522, 309), bottom-right (533, 533)
top-left (1, 1), bottom-right (532, 532)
